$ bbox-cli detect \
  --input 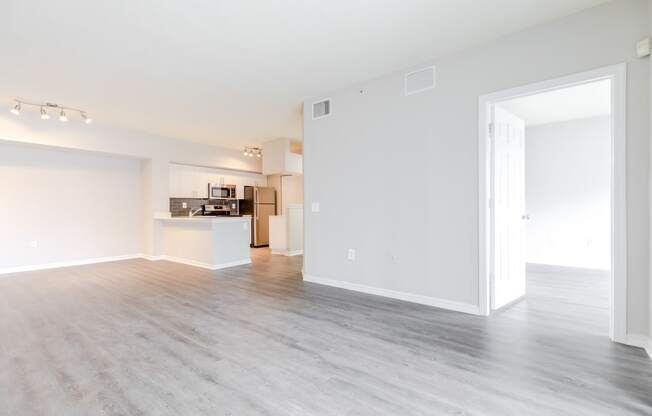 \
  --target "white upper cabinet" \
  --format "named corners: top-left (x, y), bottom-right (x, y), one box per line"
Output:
top-left (169, 166), bottom-right (203, 198)
top-left (169, 163), bottom-right (266, 199)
